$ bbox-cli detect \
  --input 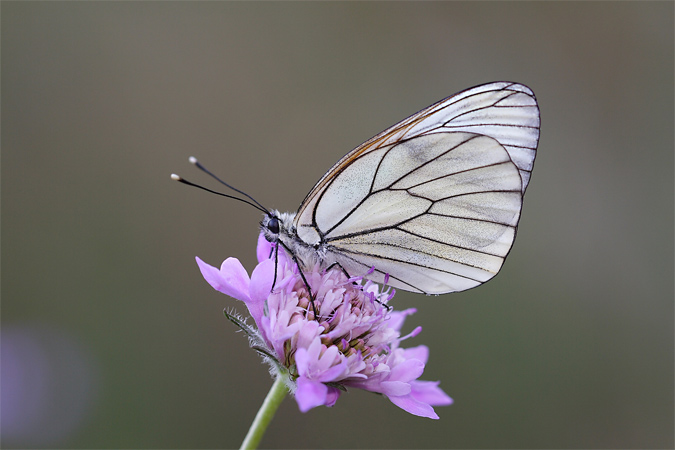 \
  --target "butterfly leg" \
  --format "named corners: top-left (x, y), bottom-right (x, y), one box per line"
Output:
top-left (324, 261), bottom-right (352, 281)
top-left (270, 244), bottom-right (279, 292)
top-left (274, 241), bottom-right (319, 319)
top-left (324, 262), bottom-right (393, 311)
